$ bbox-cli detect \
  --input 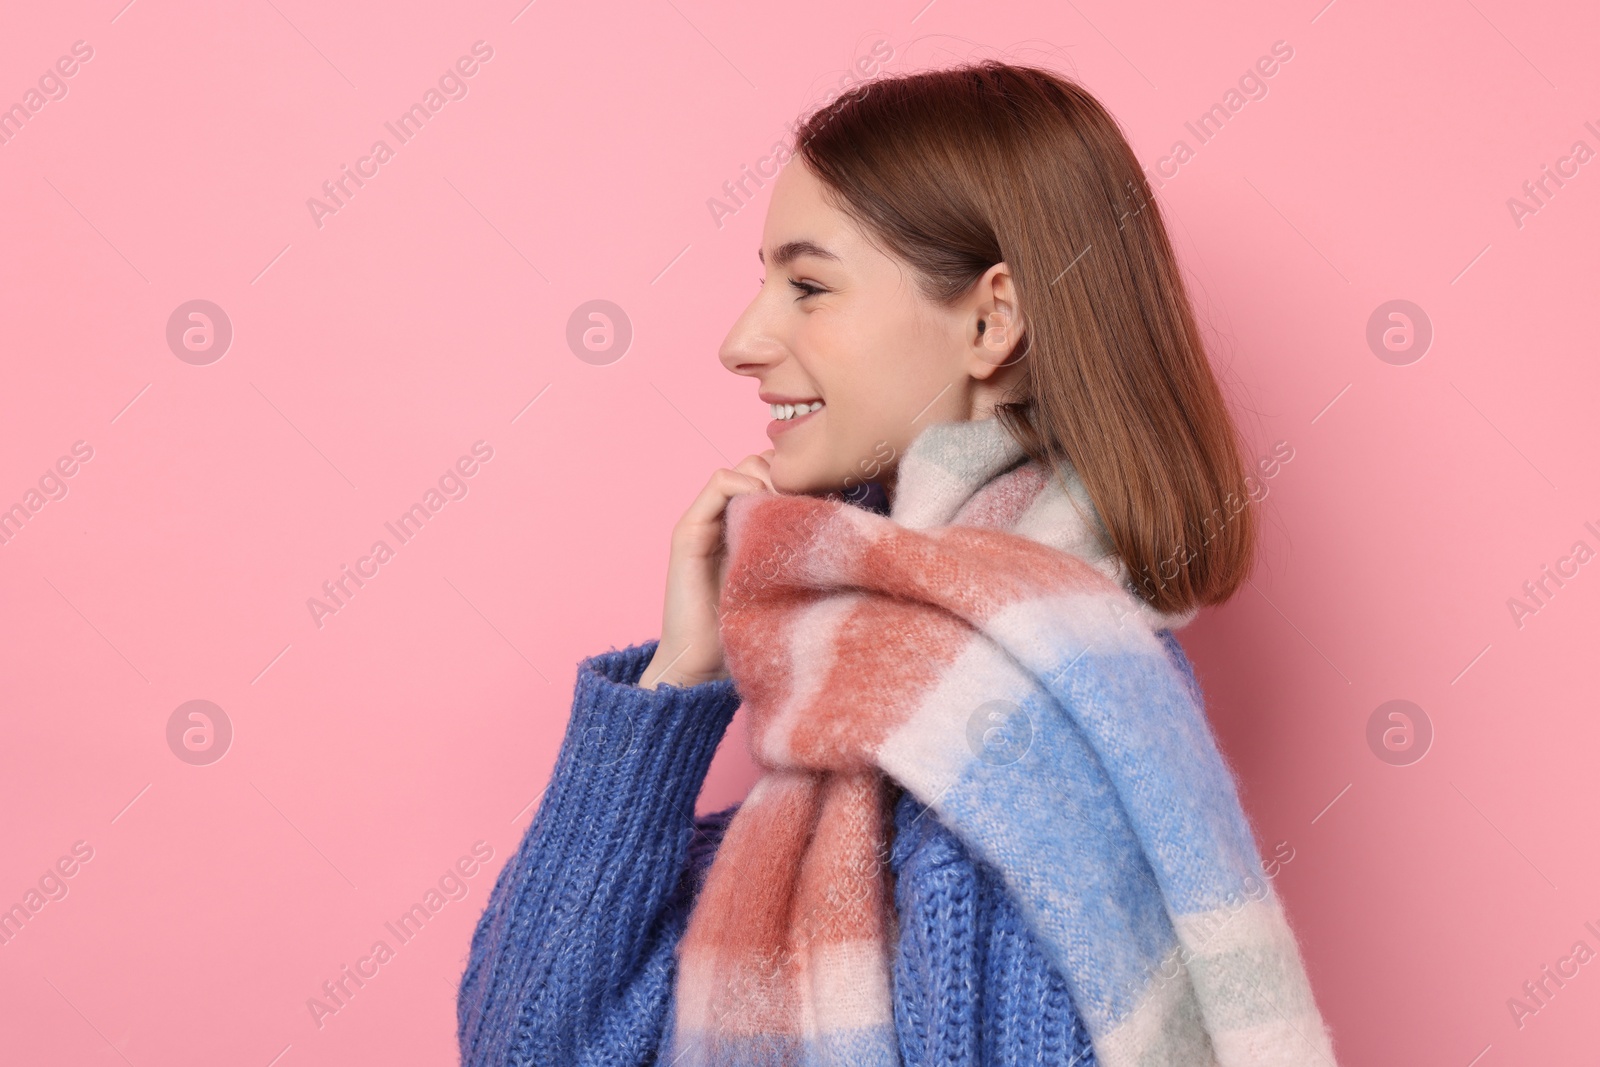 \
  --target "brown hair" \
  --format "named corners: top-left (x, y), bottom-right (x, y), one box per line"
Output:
top-left (792, 60), bottom-right (1258, 616)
